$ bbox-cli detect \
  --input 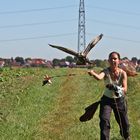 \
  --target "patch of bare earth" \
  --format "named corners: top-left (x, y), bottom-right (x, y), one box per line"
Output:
top-left (39, 70), bottom-right (78, 138)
